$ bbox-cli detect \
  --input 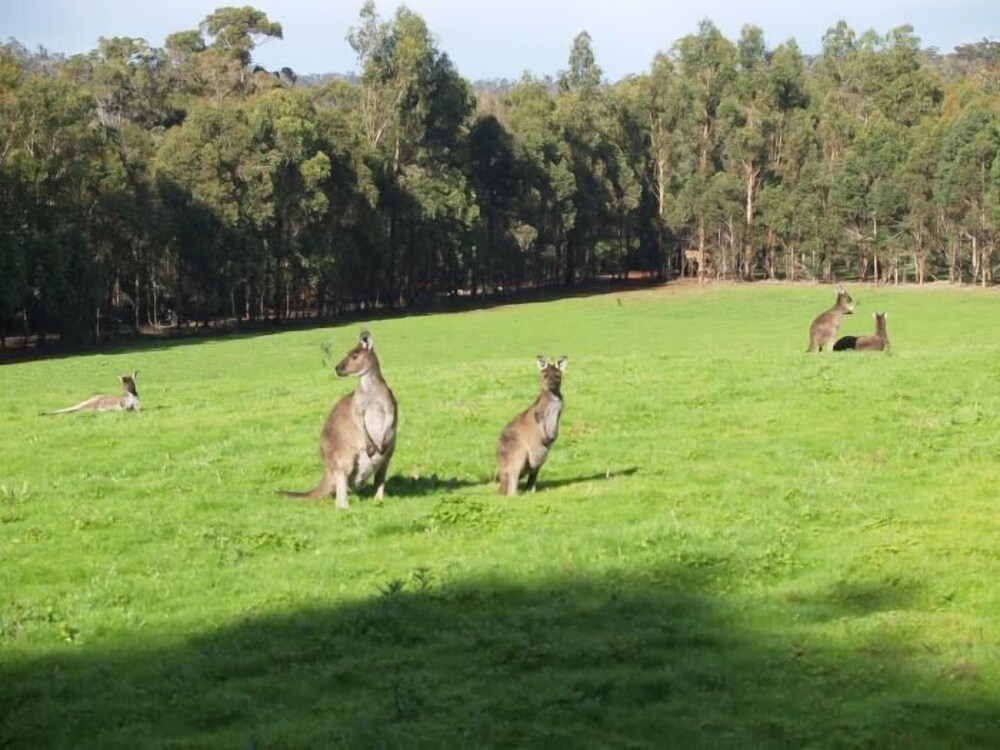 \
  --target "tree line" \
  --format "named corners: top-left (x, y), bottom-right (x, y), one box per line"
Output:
top-left (1, 3), bottom-right (998, 346)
